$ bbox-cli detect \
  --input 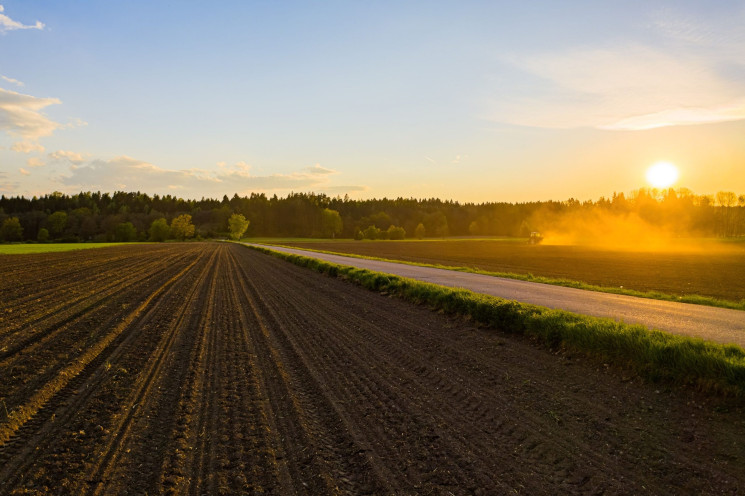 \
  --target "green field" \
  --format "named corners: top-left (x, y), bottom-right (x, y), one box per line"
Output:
top-left (259, 238), bottom-right (745, 308)
top-left (0, 243), bottom-right (131, 255)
